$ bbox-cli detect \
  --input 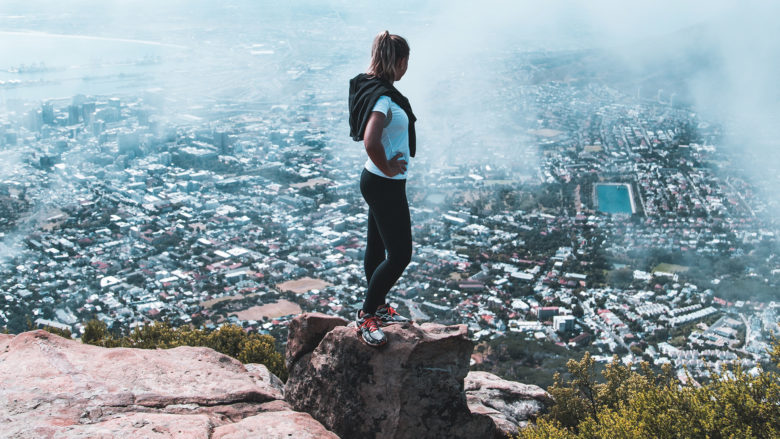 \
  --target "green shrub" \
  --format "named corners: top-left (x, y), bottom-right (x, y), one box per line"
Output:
top-left (518, 340), bottom-right (780, 439)
top-left (39, 325), bottom-right (72, 339)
